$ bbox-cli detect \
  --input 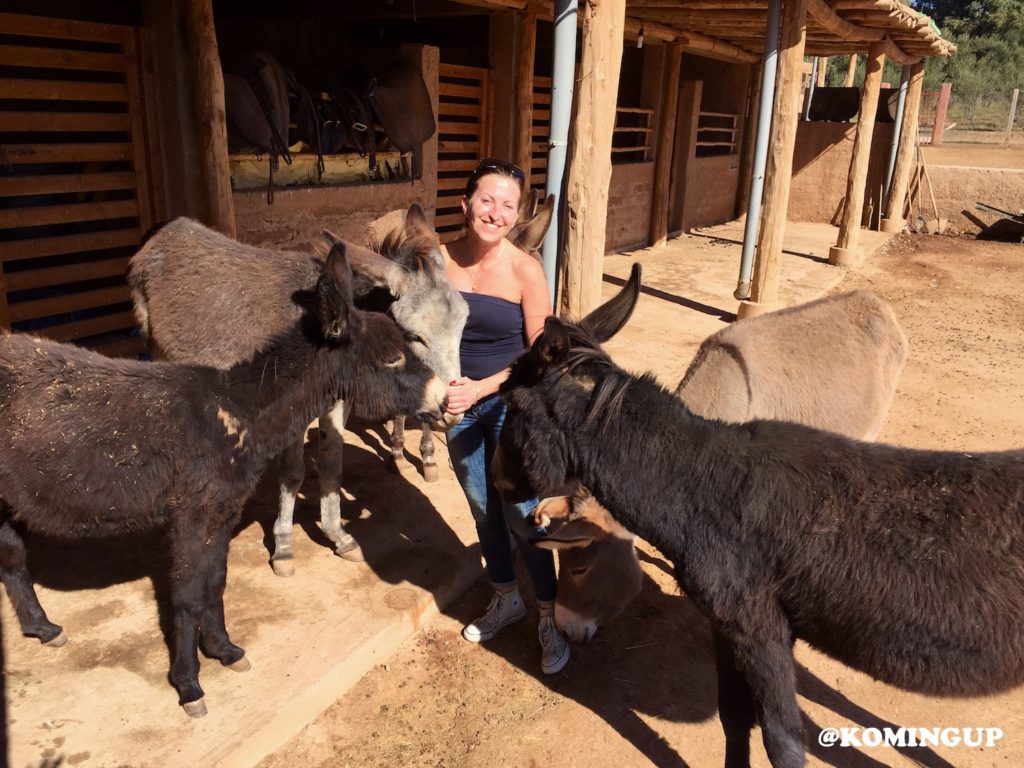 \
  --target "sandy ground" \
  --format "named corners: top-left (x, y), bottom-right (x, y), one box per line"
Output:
top-left (258, 233), bottom-right (1024, 768)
